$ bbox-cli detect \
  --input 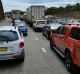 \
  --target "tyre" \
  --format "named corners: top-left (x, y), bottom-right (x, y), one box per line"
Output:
top-left (33, 27), bottom-right (37, 32)
top-left (47, 34), bottom-right (49, 40)
top-left (50, 39), bottom-right (53, 50)
top-left (18, 53), bottom-right (25, 63)
top-left (65, 51), bottom-right (74, 72)
top-left (42, 31), bottom-right (45, 36)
